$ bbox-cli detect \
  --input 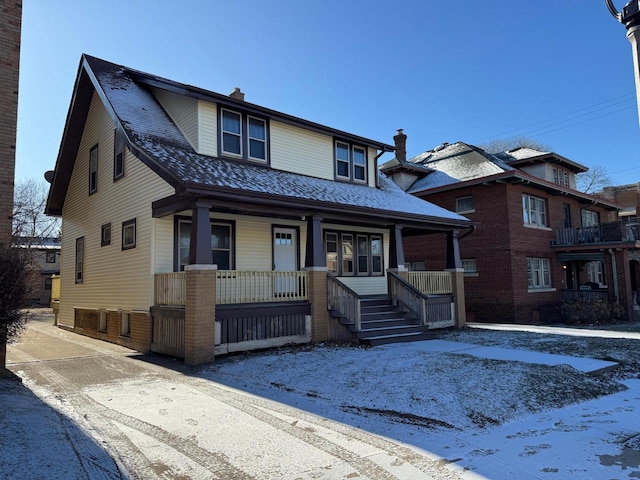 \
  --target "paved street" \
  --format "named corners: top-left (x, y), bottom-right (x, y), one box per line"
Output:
top-left (7, 312), bottom-right (465, 479)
